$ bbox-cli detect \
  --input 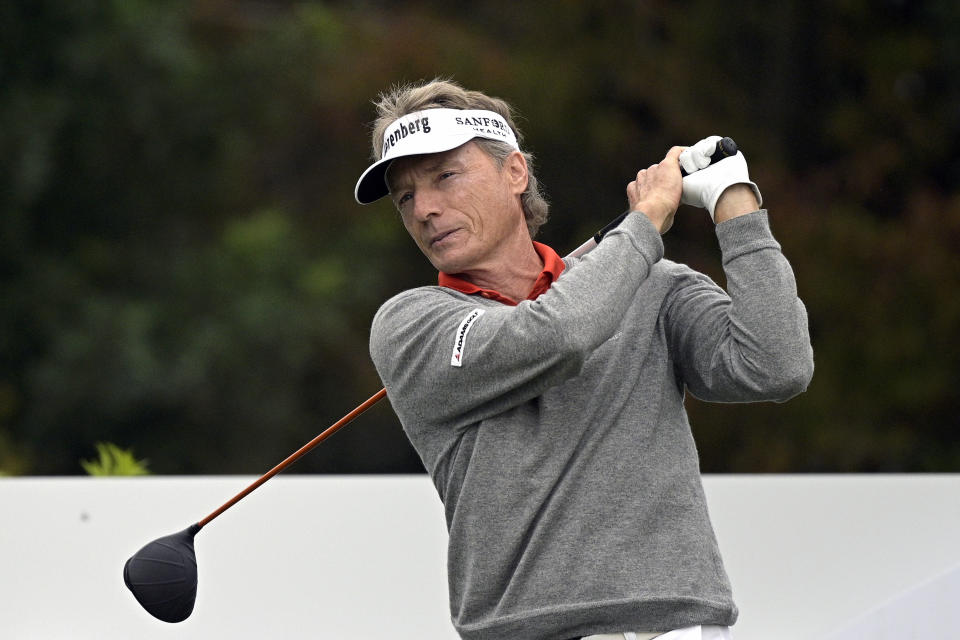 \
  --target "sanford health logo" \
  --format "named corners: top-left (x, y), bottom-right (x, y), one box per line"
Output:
top-left (382, 116), bottom-right (431, 157)
top-left (454, 115), bottom-right (510, 140)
